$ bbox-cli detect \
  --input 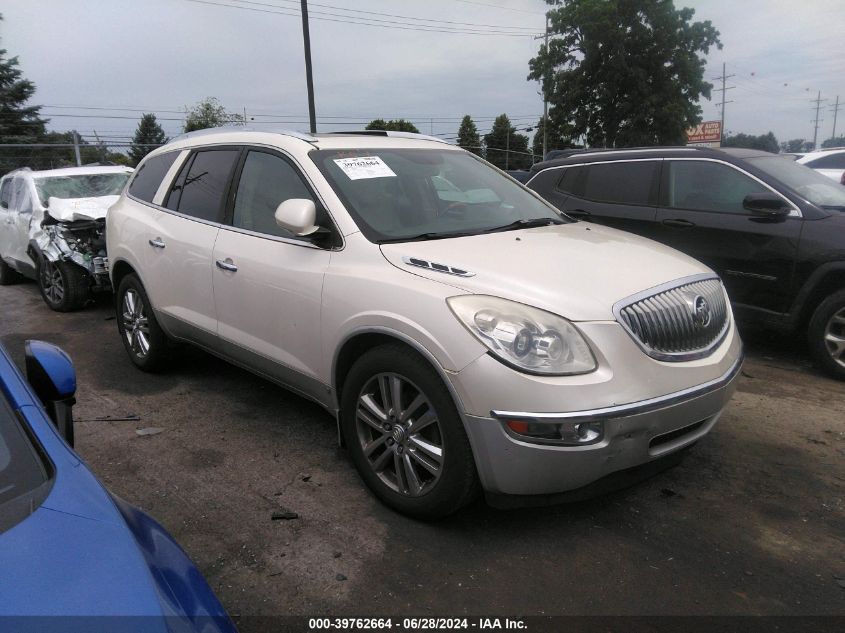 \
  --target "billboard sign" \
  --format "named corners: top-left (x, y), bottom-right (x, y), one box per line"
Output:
top-left (687, 120), bottom-right (722, 146)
